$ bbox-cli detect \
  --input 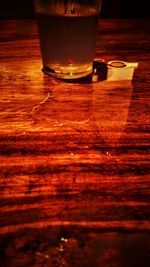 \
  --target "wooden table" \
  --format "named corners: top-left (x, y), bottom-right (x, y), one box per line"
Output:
top-left (0, 19), bottom-right (150, 267)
